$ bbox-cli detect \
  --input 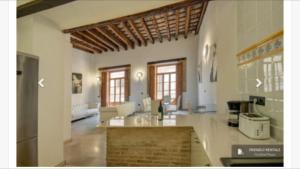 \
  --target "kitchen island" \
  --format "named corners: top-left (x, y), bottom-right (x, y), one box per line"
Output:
top-left (101, 113), bottom-right (281, 166)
